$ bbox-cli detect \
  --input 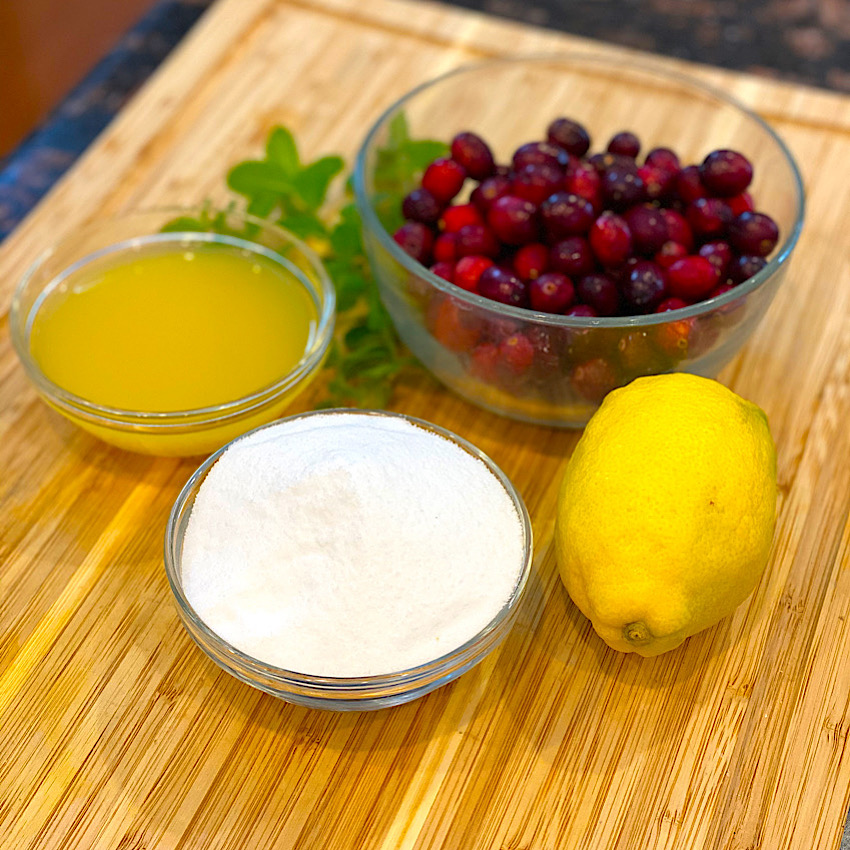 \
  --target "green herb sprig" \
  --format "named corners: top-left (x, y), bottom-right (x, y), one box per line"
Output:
top-left (175, 118), bottom-right (447, 409)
